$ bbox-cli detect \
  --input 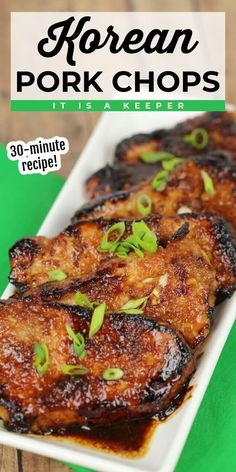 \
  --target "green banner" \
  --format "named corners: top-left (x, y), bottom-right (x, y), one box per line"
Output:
top-left (11, 100), bottom-right (225, 112)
